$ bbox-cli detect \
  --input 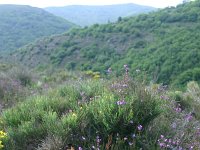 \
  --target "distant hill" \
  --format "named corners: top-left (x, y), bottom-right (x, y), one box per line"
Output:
top-left (0, 5), bottom-right (76, 52)
top-left (10, 0), bottom-right (200, 87)
top-left (45, 4), bottom-right (156, 26)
